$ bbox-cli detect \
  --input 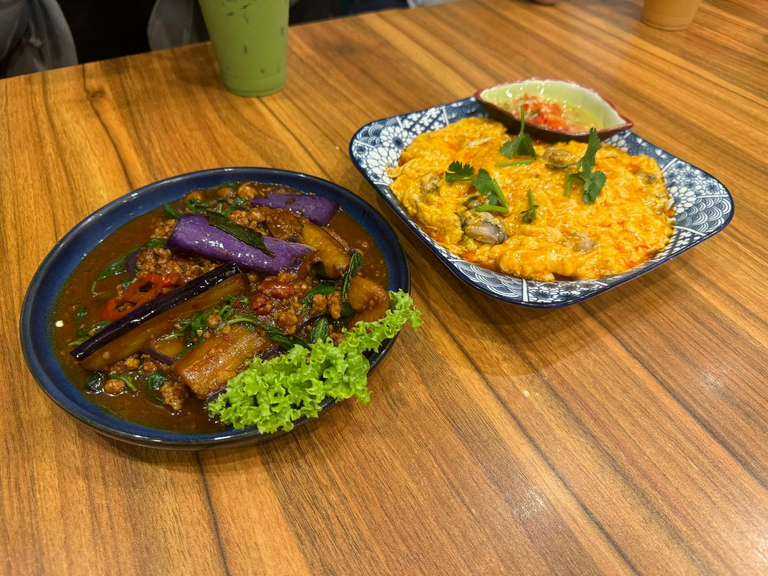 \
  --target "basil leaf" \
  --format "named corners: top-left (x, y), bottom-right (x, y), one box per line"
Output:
top-left (185, 196), bottom-right (209, 214)
top-left (90, 320), bottom-right (112, 333)
top-left (300, 281), bottom-right (337, 311)
top-left (90, 238), bottom-right (165, 296)
top-left (69, 320), bottom-right (112, 347)
top-left (90, 248), bottom-right (135, 295)
top-left (227, 317), bottom-right (308, 349)
top-left (147, 371), bottom-right (170, 402)
top-left (75, 305), bottom-right (87, 328)
top-left (170, 296), bottom-right (245, 358)
top-left (145, 238), bottom-right (166, 249)
top-left (312, 261), bottom-right (328, 278)
top-left (68, 336), bottom-right (88, 347)
top-left (113, 372), bottom-right (137, 392)
top-left (120, 277), bottom-right (138, 290)
top-left (175, 342), bottom-right (195, 360)
top-left (340, 302), bottom-right (354, 318)
top-left (341, 251), bottom-right (363, 301)
top-left (217, 295), bottom-right (249, 323)
top-left (220, 196), bottom-right (250, 217)
top-left (206, 212), bottom-right (275, 258)
top-left (310, 317), bottom-right (329, 343)
top-left (85, 371), bottom-right (105, 392)
top-left (163, 203), bottom-right (182, 219)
